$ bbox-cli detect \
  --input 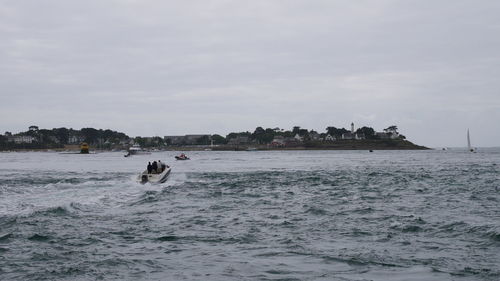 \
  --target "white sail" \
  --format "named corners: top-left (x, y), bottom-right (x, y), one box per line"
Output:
top-left (467, 129), bottom-right (474, 152)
